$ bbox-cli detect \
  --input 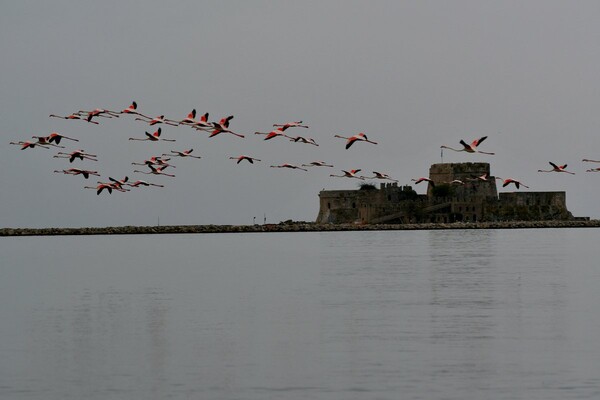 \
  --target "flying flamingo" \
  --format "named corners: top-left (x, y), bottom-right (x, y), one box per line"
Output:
top-left (10, 140), bottom-right (50, 150)
top-left (163, 149), bottom-right (202, 159)
top-left (209, 115), bottom-right (244, 138)
top-left (31, 136), bottom-right (64, 148)
top-left (126, 180), bottom-right (165, 188)
top-left (34, 132), bottom-right (78, 145)
top-left (135, 115), bottom-right (178, 126)
top-left (440, 136), bottom-right (495, 155)
top-left (586, 167), bottom-right (600, 172)
top-left (330, 169), bottom-right (365, 179)
top-left (134, 165), bottom-right (175, 177)
top-left (495, 177), bottom-right (529, 189)
top-left (54, 168), bottom-right (100, 179)
top-left (411, 177), bottom-right (435, 186)
top-left (229, 155), bottom-right (261, 164)
top-left (132, 156), bottom-right (174, 168)
top-left (84, 183), bottom-right (113, 195)
top-left (446, 179), bottom-right (466, 185)
top-left (468, 173), bottom-right (491, 182)
top-left (301, 161), bottom-right (334, 168)
top-left (78, 108), bottom-right (120, 123)
top-left (129, 127), bottom-right (176, 142)
top-left (289, 136), bottom-right (319, 146)
top-left (167, 109), bottom-right (198, 125)
top-left (538, 162), bottom-right (575, 175)
top-left (334, 133), bottom-right (378, 149)
top-left (366, 171), bottom-right (398, 182)
top-left (108, 176), bottom-right (130, 190)
top-left (54, 150), bottom-right (98, 163)
top-left (255, 126), bottom-right (292, 140)
top-left (49, 113), bottom-right (99, 124)
top-left (273, 121), bottom-right (309, 129)
top-left (190, 112), bottom-right (212, 131)
top-left (119, 101), bottom-right (150, 118)
top-left (270, 163), bottom-right (308, 171)
top-left (582, 159), bottom-right (600, 163)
